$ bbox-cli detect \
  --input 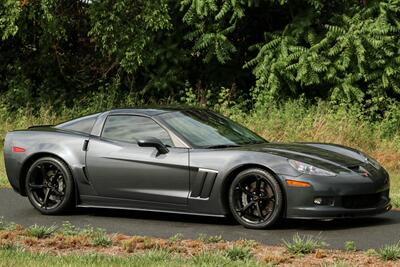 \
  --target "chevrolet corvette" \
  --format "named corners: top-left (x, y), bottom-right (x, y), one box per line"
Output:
top-left (3, 108), bottom-right (391, 229)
